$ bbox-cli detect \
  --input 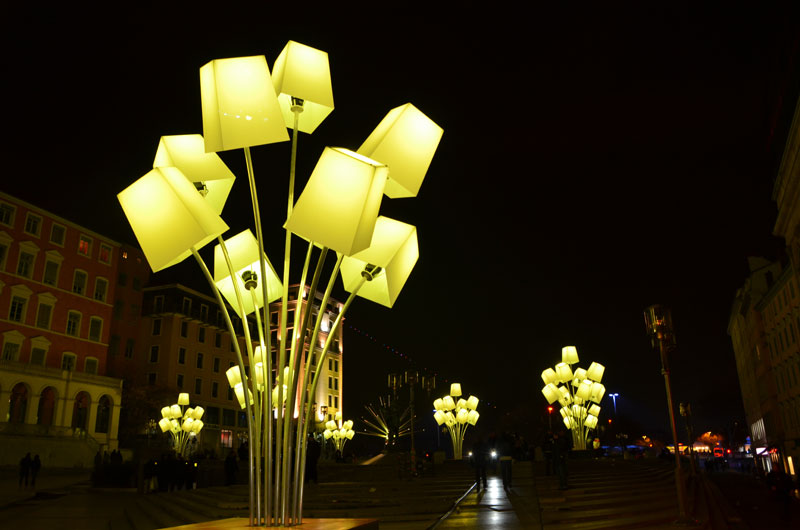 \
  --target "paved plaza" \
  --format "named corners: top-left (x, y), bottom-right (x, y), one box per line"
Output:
top-left (1, 457), bottom-right (798, 529)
